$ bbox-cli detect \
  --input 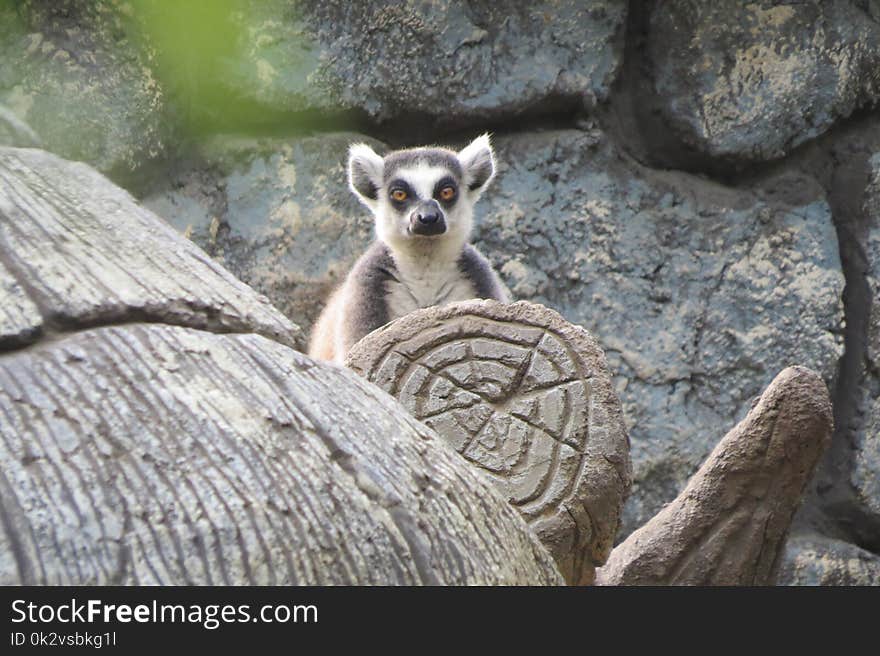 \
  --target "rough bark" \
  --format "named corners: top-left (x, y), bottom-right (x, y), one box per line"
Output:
top-left (0, 324), bottom-right (562, 585)
top-left (0, 147), bottom-right (303, 351)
